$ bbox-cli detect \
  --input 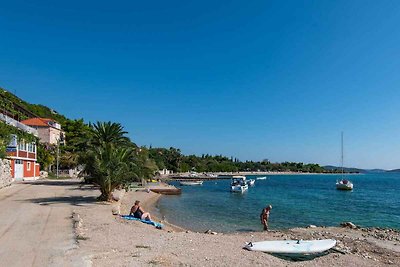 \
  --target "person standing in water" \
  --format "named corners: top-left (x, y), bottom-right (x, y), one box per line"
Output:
top-left (260, 205), bottom-right (272, 230)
